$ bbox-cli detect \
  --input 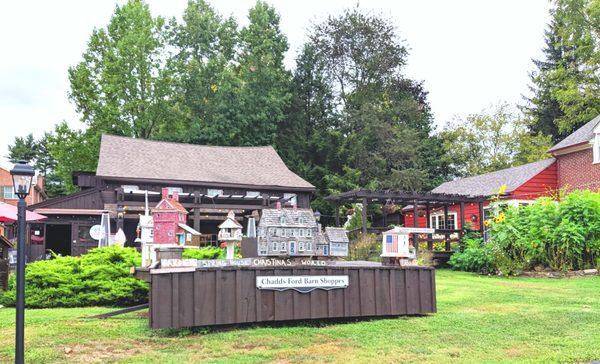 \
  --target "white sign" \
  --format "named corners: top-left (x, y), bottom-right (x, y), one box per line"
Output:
top-left (89, 225), bottom-right (105, 240)
top-left (256, 275), bottom-right (349, 293)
